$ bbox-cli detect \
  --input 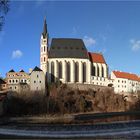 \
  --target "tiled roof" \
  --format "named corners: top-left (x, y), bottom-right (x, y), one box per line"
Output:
top-left (49, 38), bottom-right (89, 59)
top-left (88, 52), bottom-right (106, 64)
top-left (113, 71), bottom-right (140, 82)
